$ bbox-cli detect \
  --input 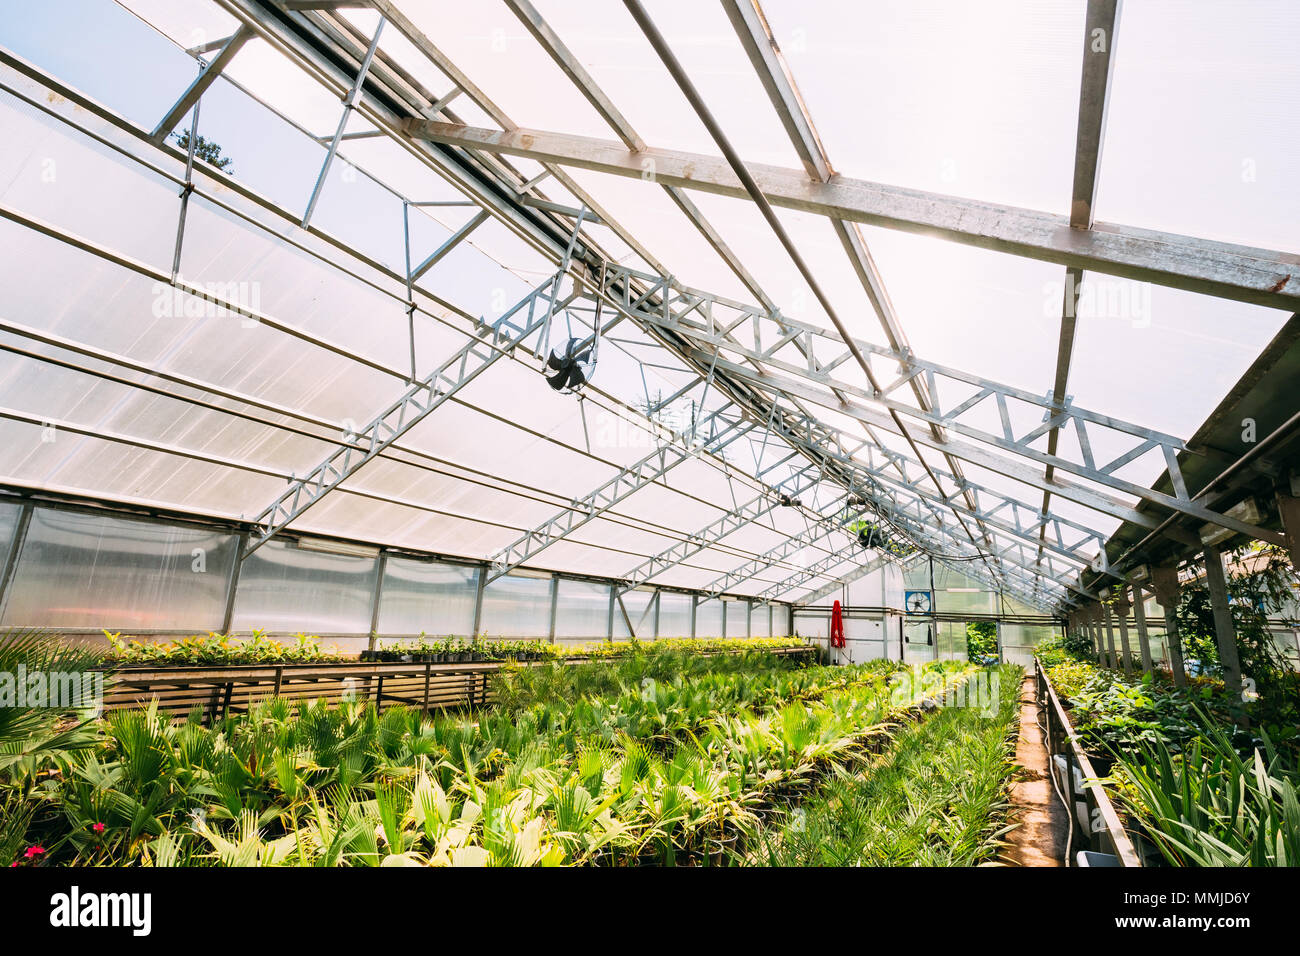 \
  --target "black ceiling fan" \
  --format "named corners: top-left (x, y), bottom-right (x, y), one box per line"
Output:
top-left (545, 337), bottom-right (595, 393)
